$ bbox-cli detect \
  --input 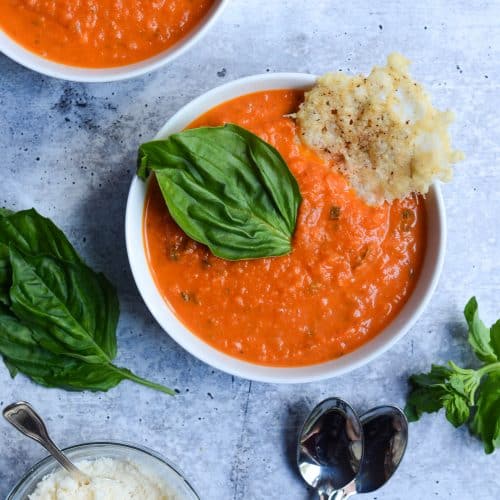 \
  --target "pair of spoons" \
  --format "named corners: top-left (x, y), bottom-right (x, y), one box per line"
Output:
top-left (297, 398), bottom-right (408, 499)
top-left (4, 399), bottom-right (406, 497)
